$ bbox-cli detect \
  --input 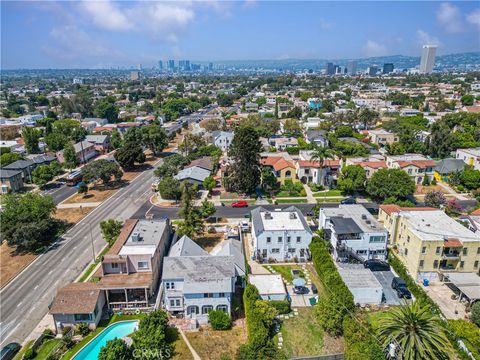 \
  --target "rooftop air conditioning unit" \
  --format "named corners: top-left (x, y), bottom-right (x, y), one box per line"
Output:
top-left (264, 212), bottom-right (273, 220)
top-left (361, 214), bottom-right (367, 220)
top-left (289, 212), bottom-right (297, 219)
top-left (131, 232), bottom-right (141, 241)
